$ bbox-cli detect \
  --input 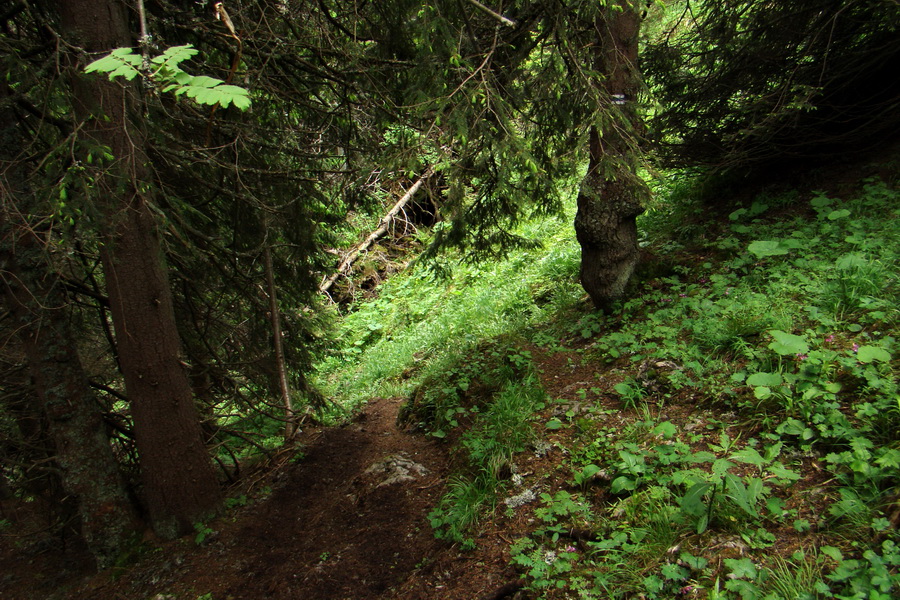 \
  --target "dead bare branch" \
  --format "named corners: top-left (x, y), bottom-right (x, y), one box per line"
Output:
top-left (319, 166), bottom-right (434, 295)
